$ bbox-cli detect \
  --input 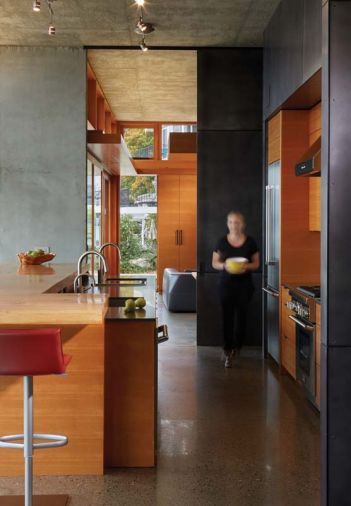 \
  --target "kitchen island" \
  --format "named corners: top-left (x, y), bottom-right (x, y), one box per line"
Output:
top-left (0, 264), bottom-right (157, 475)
